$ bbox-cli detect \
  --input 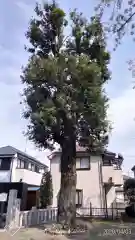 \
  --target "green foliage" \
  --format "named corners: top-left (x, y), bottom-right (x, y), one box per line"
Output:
top-left (26, 1), bottom-right (66, 57)
top-left (22, 1), bottom-right (111, 152)
top-left (40, 171), bottom-right (53, 208)
top-left (124, 178), bottom-right (135, 203)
